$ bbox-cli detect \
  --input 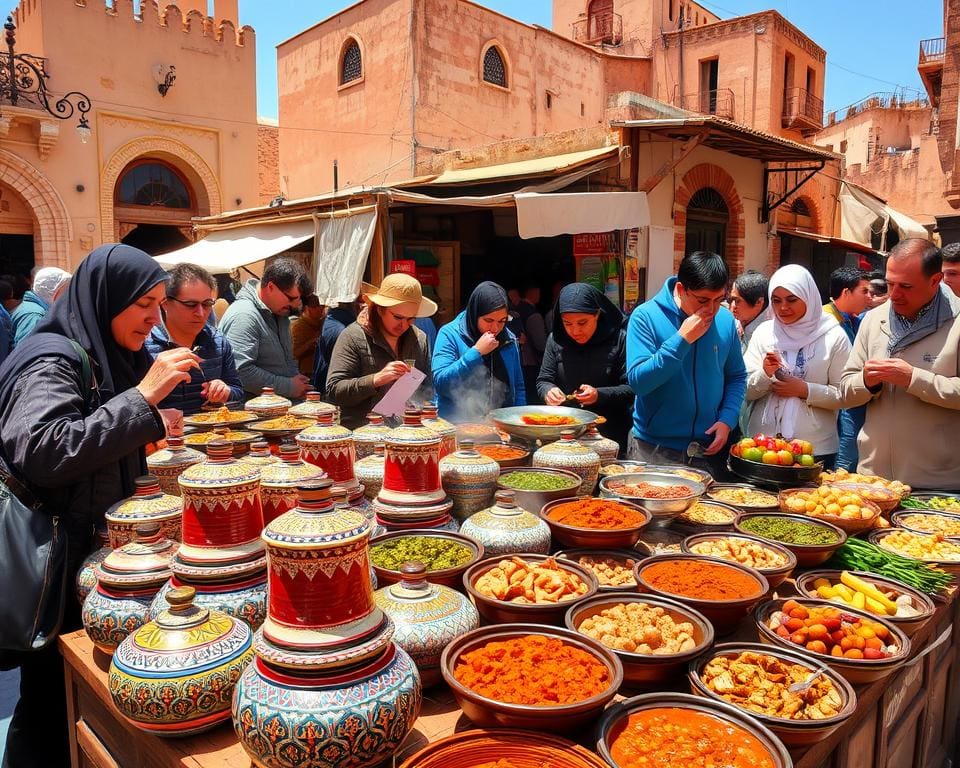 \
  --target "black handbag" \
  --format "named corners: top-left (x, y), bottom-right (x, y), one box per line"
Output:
top-left (0, 339), bottom-right (92, 655)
